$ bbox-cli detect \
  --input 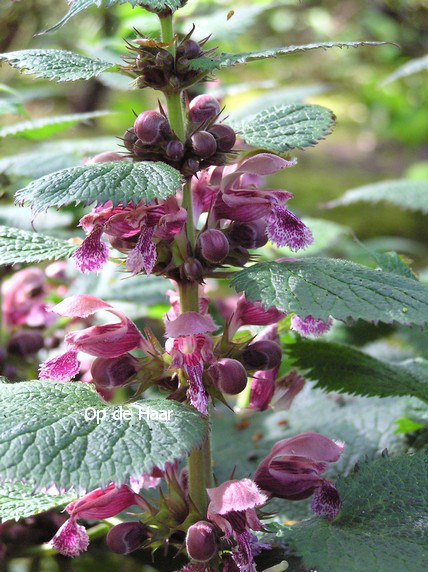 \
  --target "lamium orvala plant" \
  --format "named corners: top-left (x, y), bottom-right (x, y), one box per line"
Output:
top-left (0, 2), bottom-right (427, 572)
